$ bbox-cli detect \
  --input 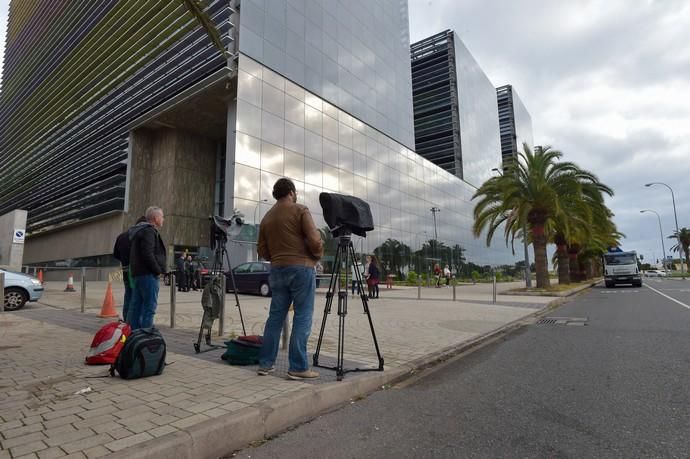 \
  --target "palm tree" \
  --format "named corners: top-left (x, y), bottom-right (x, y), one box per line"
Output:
top-left (668, 227), bottom-right (690, 271)
top-left (473, 144), bottom-right (604, 288)
top-left (374, 239), bottom-right (411, 278)
top-left (180, 0), bottom-right (229, 59)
